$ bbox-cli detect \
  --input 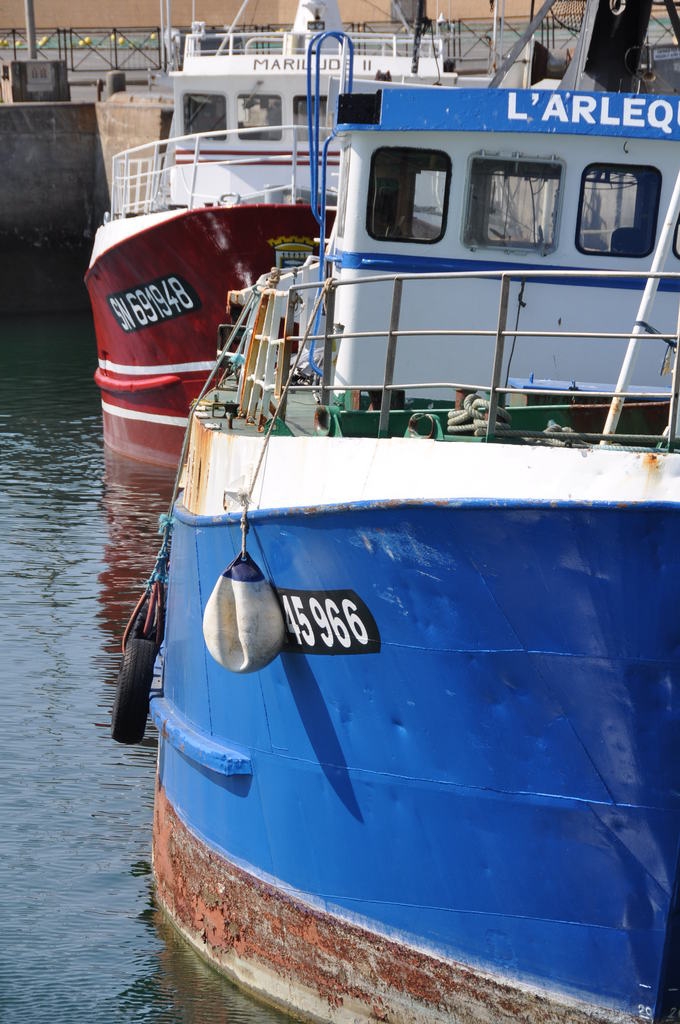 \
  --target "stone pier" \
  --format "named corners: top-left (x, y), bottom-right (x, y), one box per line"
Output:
top-left (0, 94), bottom-right (172, 314)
